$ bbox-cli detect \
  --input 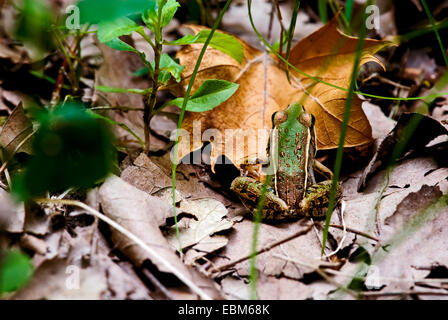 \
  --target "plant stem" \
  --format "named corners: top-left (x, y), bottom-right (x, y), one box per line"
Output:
top-left (144, 44), bottom-right (161, 154)
top-left (171, 0), bottom-right (233, 255)
top-left (321, 1), bottom-right (371, 254)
